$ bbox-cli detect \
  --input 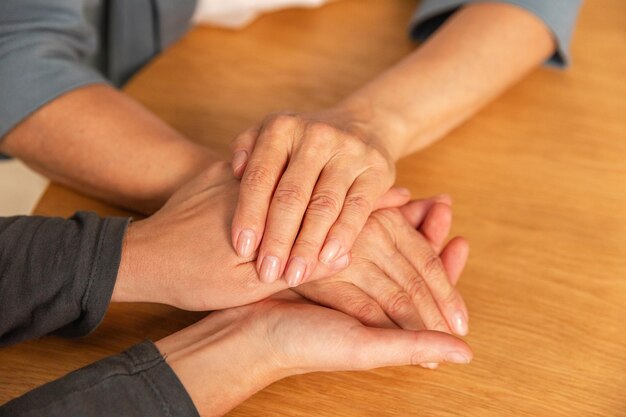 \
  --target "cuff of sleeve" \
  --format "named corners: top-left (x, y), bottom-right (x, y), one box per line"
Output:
top-left (408, 0), bottom-right (582, 68)
top-left (55, 216), bottom-right (130, 338)
top-left (0, 341), bottom-right (201, 417)
top-left (126, 341), bottom-right (201, 417)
